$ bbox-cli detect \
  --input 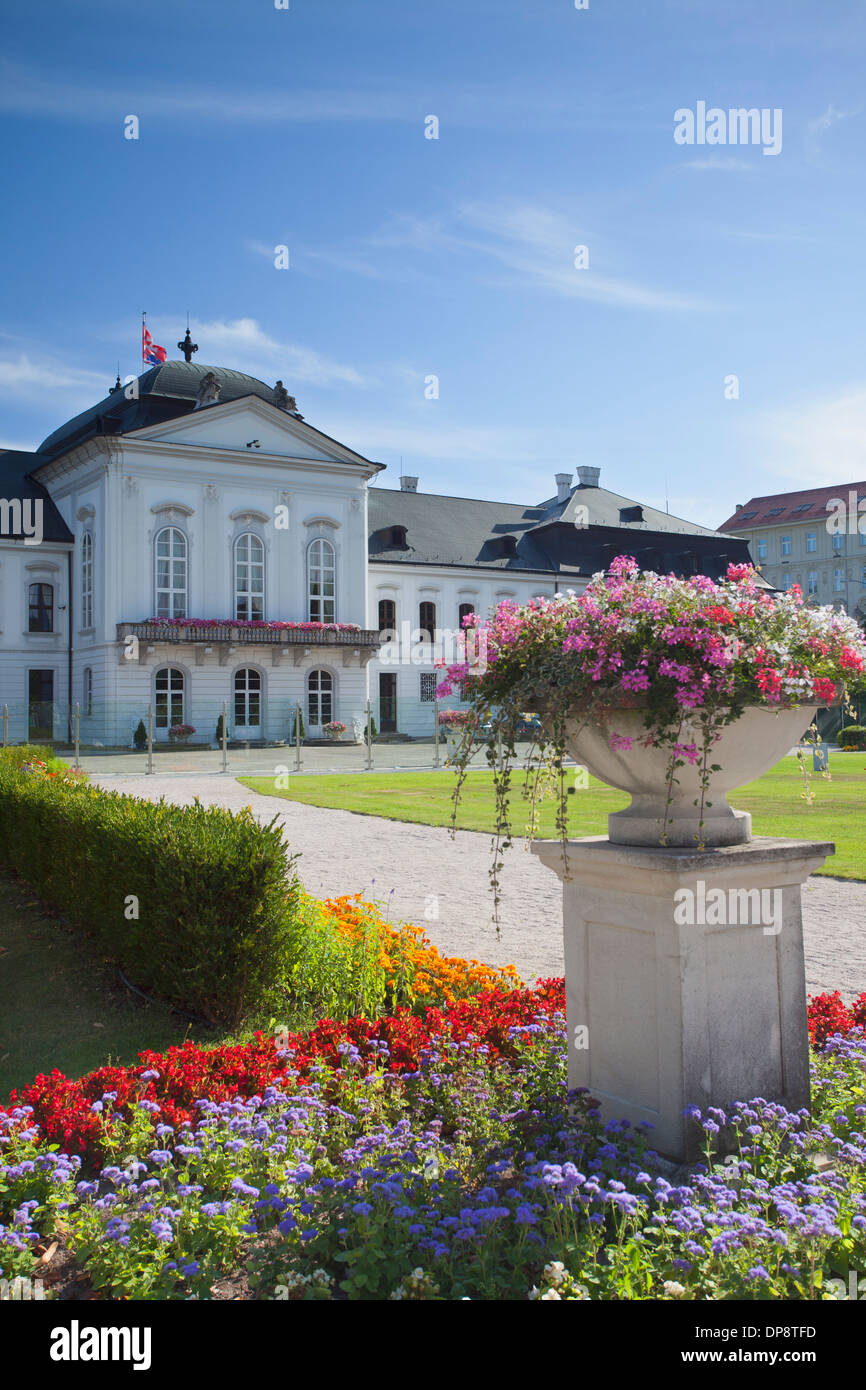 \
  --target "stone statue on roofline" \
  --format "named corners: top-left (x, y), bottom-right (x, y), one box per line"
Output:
top-left (273, 380), bottom-right (302, 418)
top-left (194, 372), bottom-right (221, 409)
